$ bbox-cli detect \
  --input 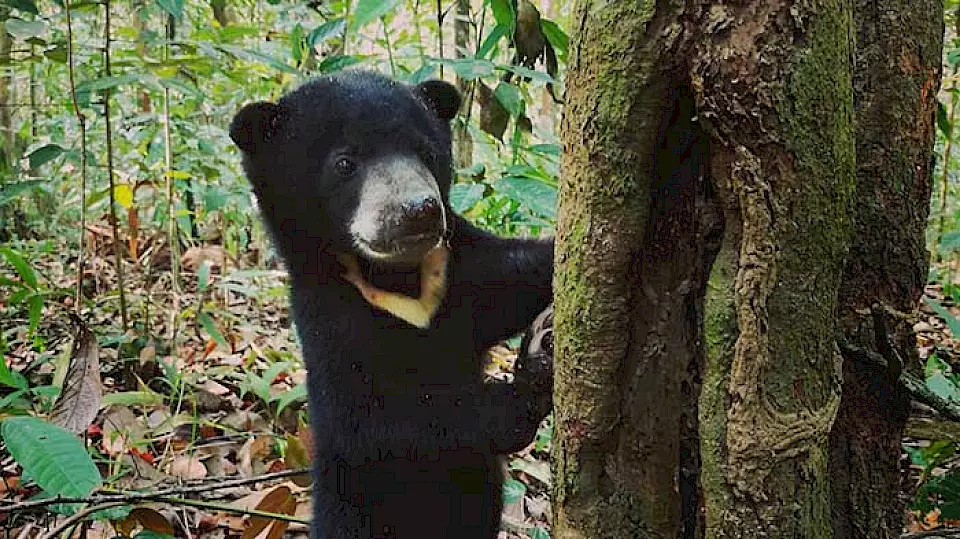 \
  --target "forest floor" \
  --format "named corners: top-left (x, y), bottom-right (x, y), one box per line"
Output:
top-left (0, 235), bottom-right (553, 539)
top-left (9, 233), bottom-right (960, 537)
